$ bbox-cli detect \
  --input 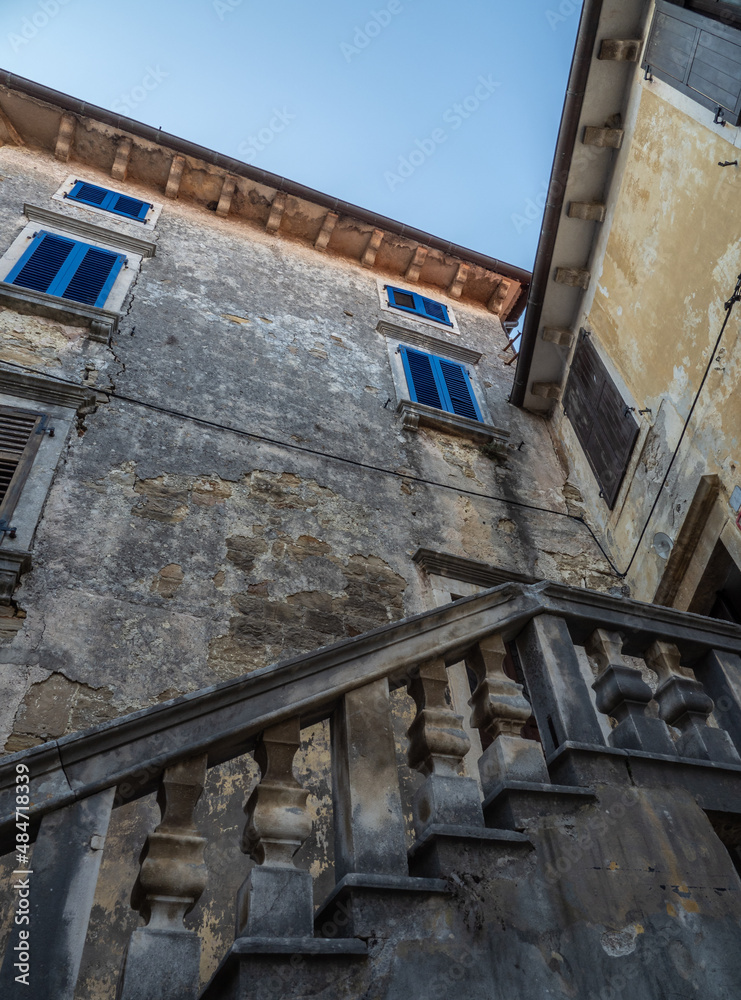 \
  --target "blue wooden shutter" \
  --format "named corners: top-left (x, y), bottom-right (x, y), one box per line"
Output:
top-left (6, 231), bottom-right (125, 308)
top-left (68, 181), bottom-right (150, 221)
top-left (420, 296), bottom-right (450, 325)
top-left (400, 346), bottom-right (482, 421)
top-left (400, 346), bottom-right (444, 408)
top-left (438, 358), bottom-right (481, 420)
top-left (5, 232), bottom-right (76, 293)
top-left (387, 286), bottom-right (453, 327)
